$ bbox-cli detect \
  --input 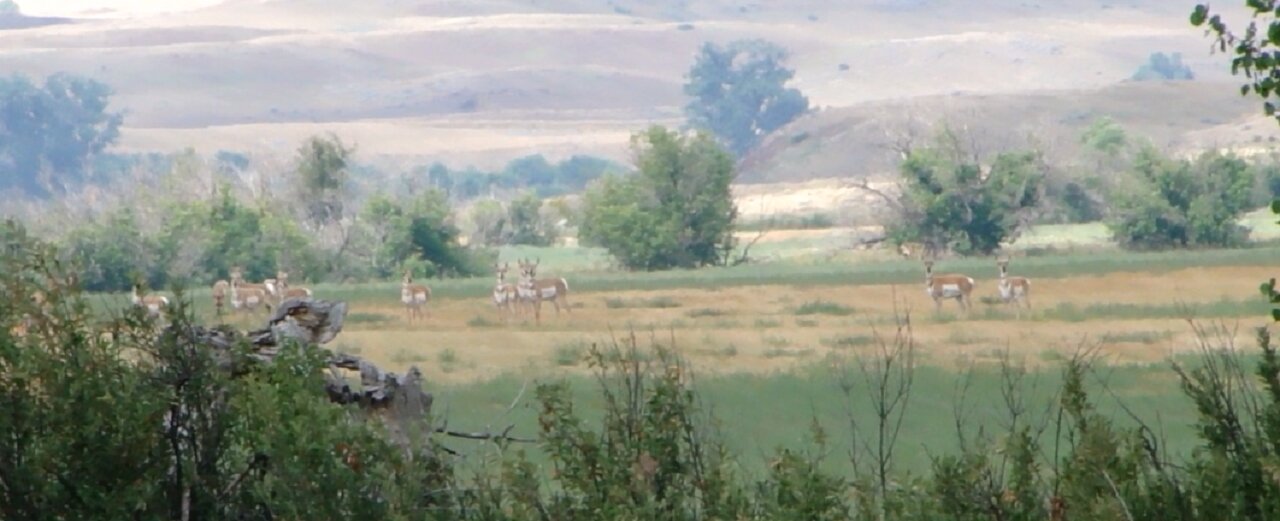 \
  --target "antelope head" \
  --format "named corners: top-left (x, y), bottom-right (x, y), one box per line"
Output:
top-left (995, 255), bottom-right (1011, 275)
